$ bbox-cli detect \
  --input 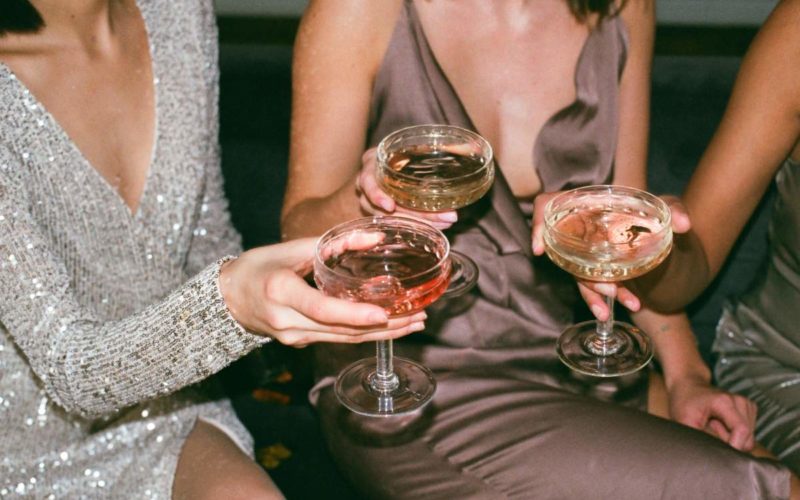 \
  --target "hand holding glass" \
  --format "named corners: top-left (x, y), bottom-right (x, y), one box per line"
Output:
top-left (314, 216), bottom-right (451, 416)
top-left (376, 124), bottom-right (494, 298)
top-left (543, 185), bottom-right (672, 377)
